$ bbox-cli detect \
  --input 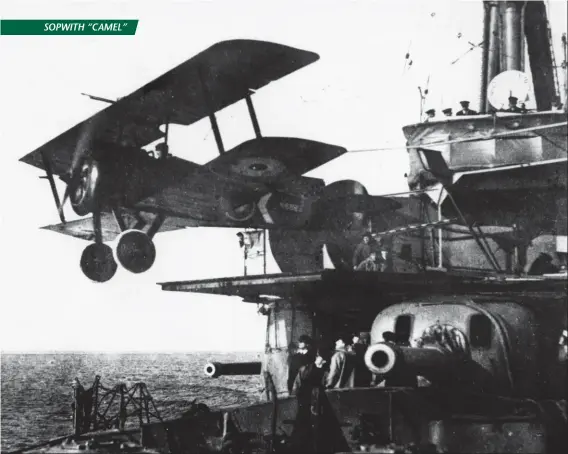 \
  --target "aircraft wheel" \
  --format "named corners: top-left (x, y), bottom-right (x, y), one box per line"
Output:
top-left (115, 230), bottom-right (156, 274)
top-left (80, 243), bottom-right (118, 283)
